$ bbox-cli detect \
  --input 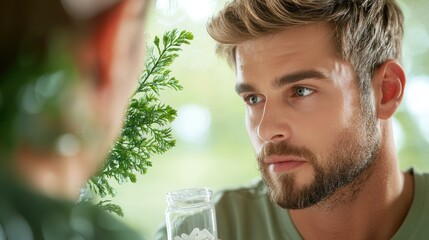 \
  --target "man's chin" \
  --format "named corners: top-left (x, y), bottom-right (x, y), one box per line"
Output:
top-left (267, 172), bottom-right (301, 189)
top-left (264, 174), bottom-right (317, 209)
